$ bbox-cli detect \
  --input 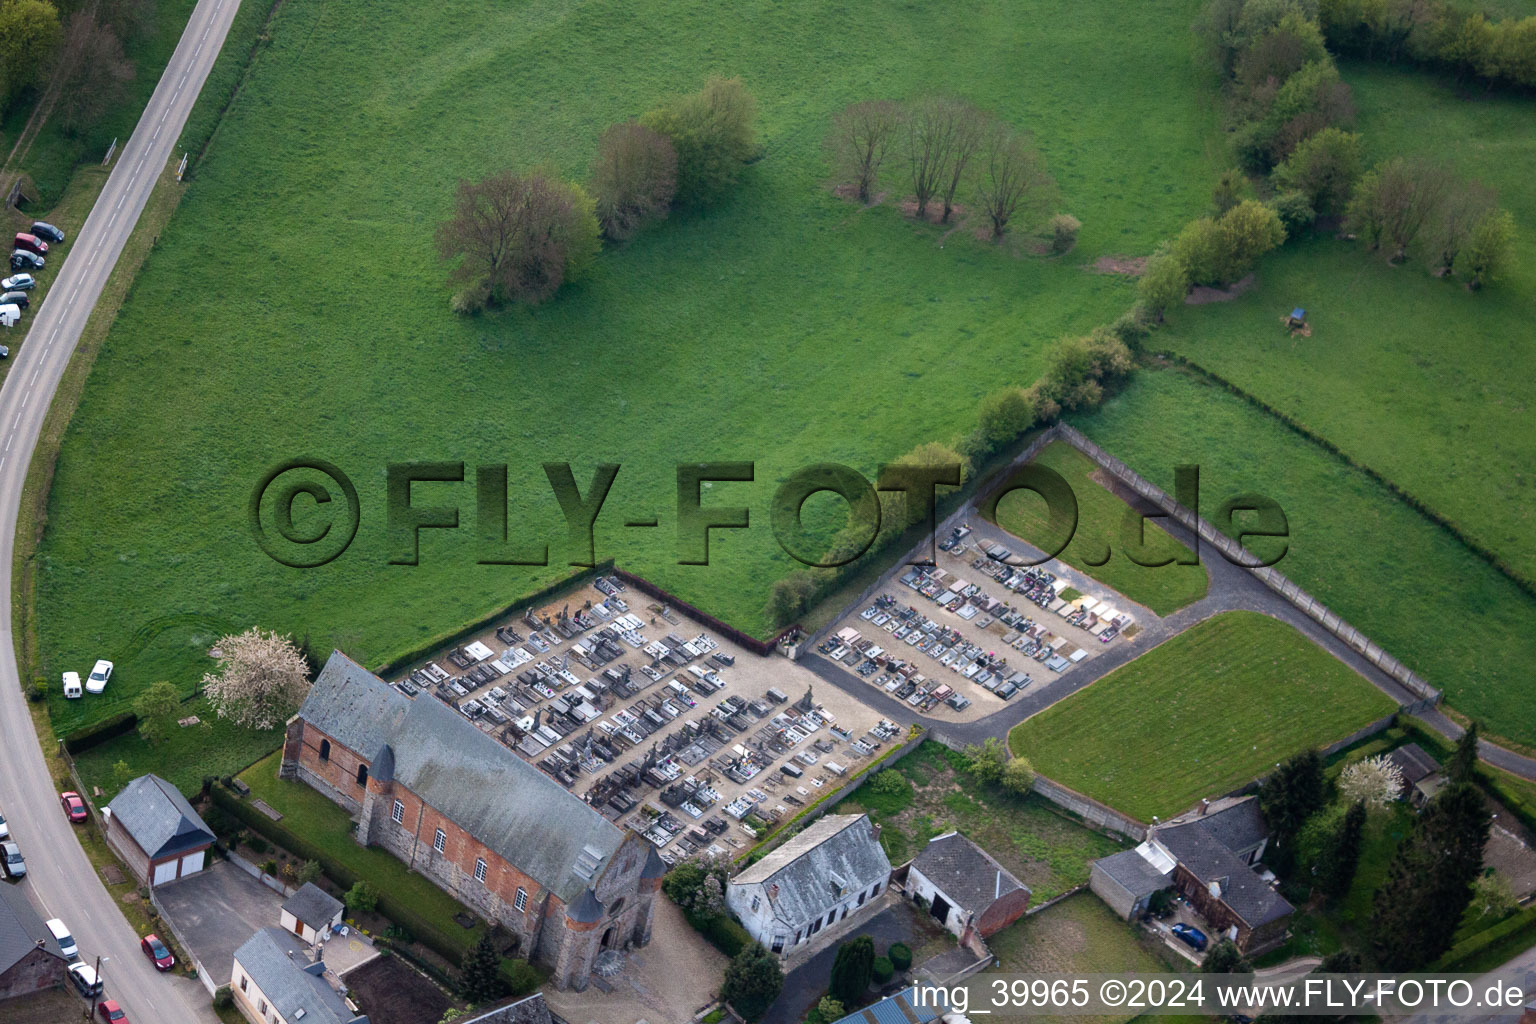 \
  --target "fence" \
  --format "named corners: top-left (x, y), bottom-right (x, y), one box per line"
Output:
top-left (1049, 423), bottom-right (1440, 706)
top-left (148, 888), bottom-right (218, 995)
